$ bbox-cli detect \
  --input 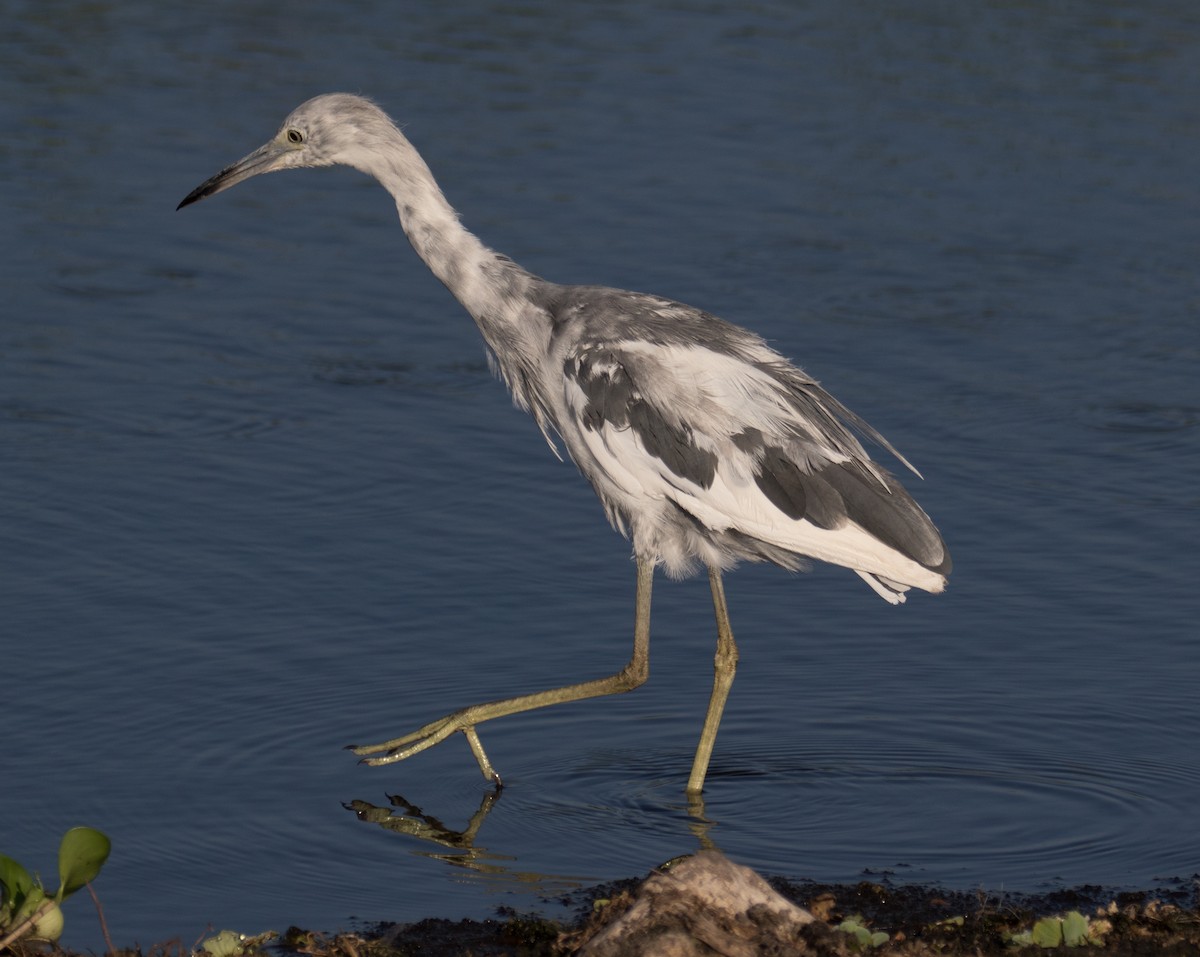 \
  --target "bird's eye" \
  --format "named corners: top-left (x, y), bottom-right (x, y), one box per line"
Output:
top-left (286, 128), bottom-right (304, 144)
